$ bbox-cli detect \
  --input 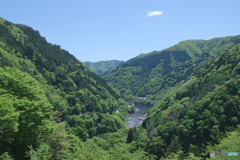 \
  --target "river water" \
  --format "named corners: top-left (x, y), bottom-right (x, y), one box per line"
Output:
top-left (125, 105), bottom-right (150, 128)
